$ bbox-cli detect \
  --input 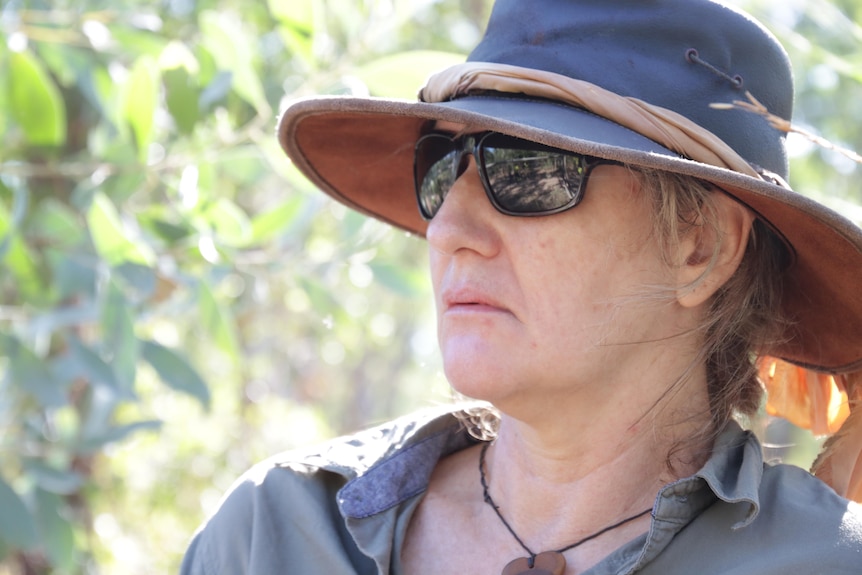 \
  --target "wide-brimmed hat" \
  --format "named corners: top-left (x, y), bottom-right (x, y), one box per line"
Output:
top-left (279, 1), bottom-right (862, 403)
